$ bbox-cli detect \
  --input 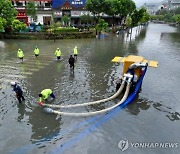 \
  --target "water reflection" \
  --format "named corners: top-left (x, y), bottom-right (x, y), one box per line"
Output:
top-left (126, 96), bottom-right (180, 121)
top-left (17, 103), bottom-right (25, 122)
top-left (153, 102), bottom-right (180, 121)
top-left (126, 97), bottom-right (151, 115)
top-left (28, 107), bottom-right (61, 143)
